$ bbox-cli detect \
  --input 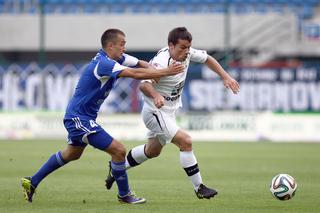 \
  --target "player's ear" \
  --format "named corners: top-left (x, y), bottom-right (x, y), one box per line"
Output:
top-left (106, 41), bottom-right (113, 50)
